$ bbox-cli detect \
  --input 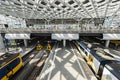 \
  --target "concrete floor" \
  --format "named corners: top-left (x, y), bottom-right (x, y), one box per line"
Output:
top-left (37, 44), bottom-right (97, 80)
top-left (0, 46), bottom-right (34, 57)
